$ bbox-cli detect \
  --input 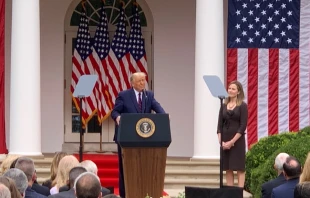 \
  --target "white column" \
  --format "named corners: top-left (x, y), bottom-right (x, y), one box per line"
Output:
top-left (193, 0), bottom-right (225, 158)
top-left (9, 0), bottom-right (41, 155)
